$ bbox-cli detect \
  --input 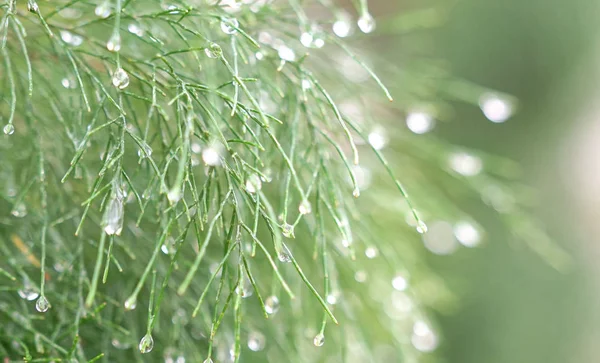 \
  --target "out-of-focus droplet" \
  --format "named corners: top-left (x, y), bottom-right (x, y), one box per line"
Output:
top-left (326, 292), bottom-right (339, 305)
top-left (365, 246), bottom-right (378, 259)
top-left (220, 18), bottom-right (239, 34)
top-left (368, 127), bottom-right (388, 150)
top-left (204, 43), bottom-right (222, 59)
top-left (95, 1), bottom-right (111, 18)
top-left (106, 33), bottom-right (121, 52)
top-left (202, 359), bottom-right (213, 363)
top-left (411, 321), bottom-right (438, 352)
top-left (128, 23), bottom-right (144, 37)
top-left (247, 331), bottom-right (265, 352)
top-left (139, 334), bottom-right (154, 353)
top-left (278, 45), bottom-right (296, 62)
top-left (11, 202), bottom-right (27, 217)
top-left (392, 275), bottom-right (408, 291)
top-left (406, 112), bottom-right (434, 134)
top-left (3, 123), bottom-right (14, 135)
top-left (161, 237), bottom-right (177, 255)
top-left (245, 174), bottom-right (262, 193)
top-left (357, 13), bottom-right (376, 33)
top-left (355, 270), bottom-right (367, 282)
top-left (333, 16), bottom-right (353, 38)
top-left (60, 30), bottom-right (83, 46)
top-left (479, 93), bottom-right (514, 123)
top-left (112, 68), bottom-right (130, 90)
top-left (454, 221), bottom-right (481, 247)
top-left (202, 146), bottom-right (221, 166)
top-left (264, 295), bottom-right (279, 314)
top-left (449, 152), bottom-right (482, 177)
top-left (167, 188), bottom-right (182, 204)
top-left (313, 333), bottom-right (325, 347)
top-left (35, 296), bottom-right (50, 313)
top-left (18, 286), bottom-right (39, 301)
top-left (277, 251), bottom-right (291, 263)
top-left (299, 200), bottom-right (312, 215)
top-left (281, 223), bottom-right (293, 238)
top-left (111, 338), bottom-right (131, 350)
top-left (124, 296), bottom-right (137, 310)
top-left (422, 221), bottom-right (459, 255)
